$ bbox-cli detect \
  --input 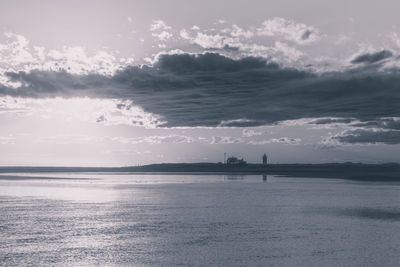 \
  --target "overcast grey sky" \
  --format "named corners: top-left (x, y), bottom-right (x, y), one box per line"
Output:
top-left (0, 0), bottom-right (400, 166)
